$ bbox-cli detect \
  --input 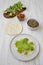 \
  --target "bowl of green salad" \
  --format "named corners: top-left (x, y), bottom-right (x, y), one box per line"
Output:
top-left (10, 34), bottom-right (40, 61)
